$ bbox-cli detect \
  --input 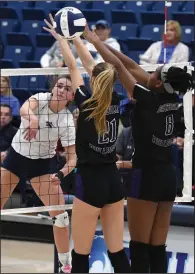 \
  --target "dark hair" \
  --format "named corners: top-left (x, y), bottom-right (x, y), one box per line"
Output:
top-left (0, 104), bottom-right (12, 112)
top-left (163, 66), bottom-right (193, 94)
